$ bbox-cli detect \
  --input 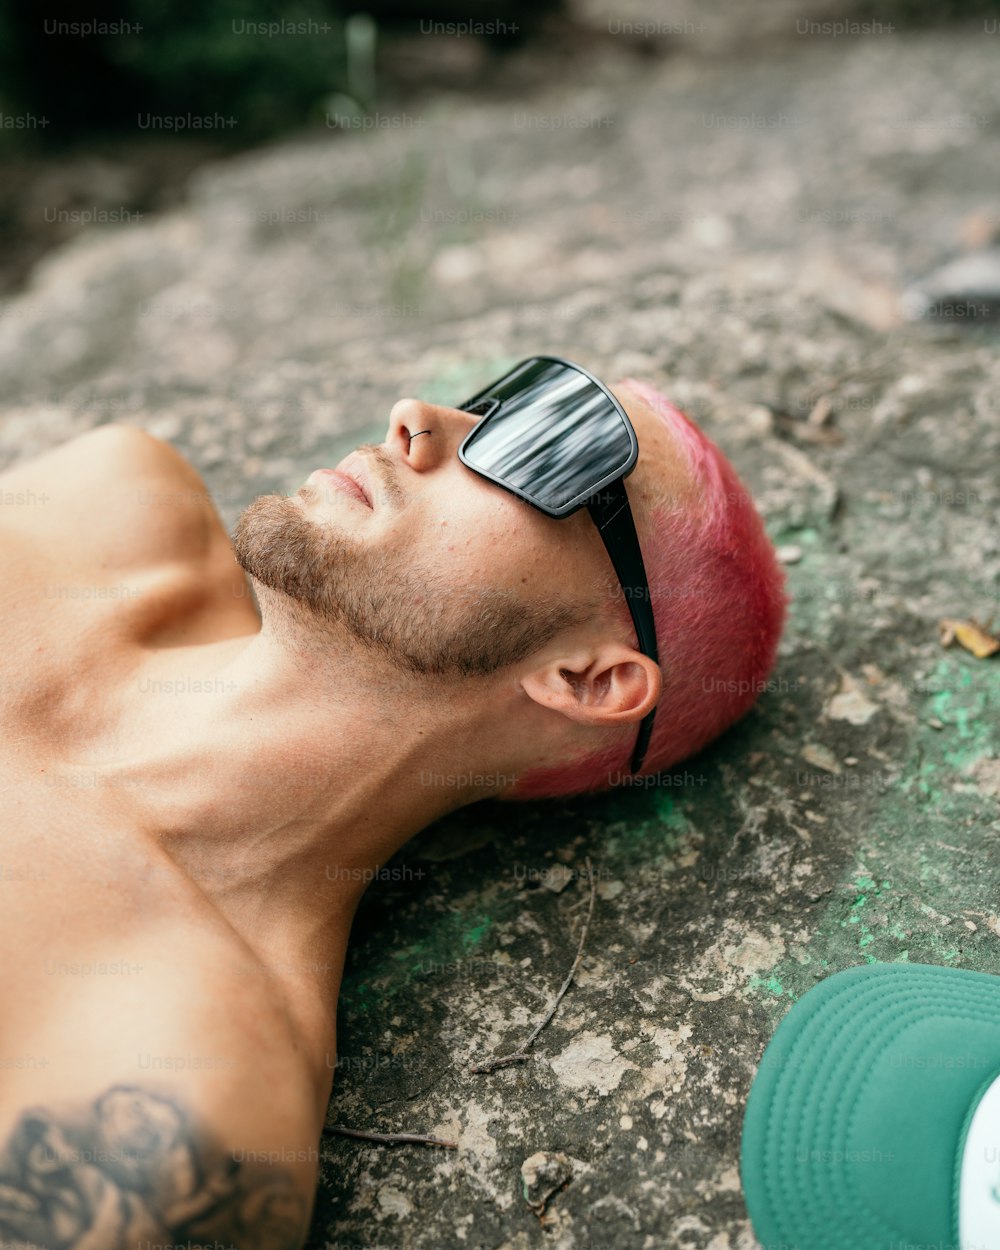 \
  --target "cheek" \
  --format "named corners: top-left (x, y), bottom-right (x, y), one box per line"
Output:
top-left (428, 486), bottom-right (578, 589)
top-left (441, 496), bottom-right (524, 548)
